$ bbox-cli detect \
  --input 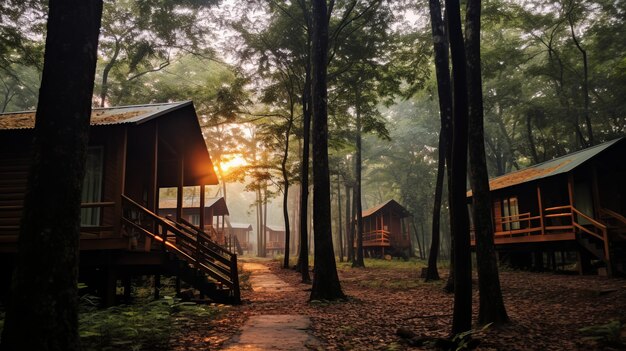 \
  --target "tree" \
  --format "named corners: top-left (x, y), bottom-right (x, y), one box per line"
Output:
top-left (0, 0), bottom-right (103, 349)
top-left (465, 0), bottom-right (509, 326)
top-left (425, 0), bottom-right (453, 282)
top-left (445, 0), bottom-right (472, 335)
top-left (310, 0), bottom-right (345, 301)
